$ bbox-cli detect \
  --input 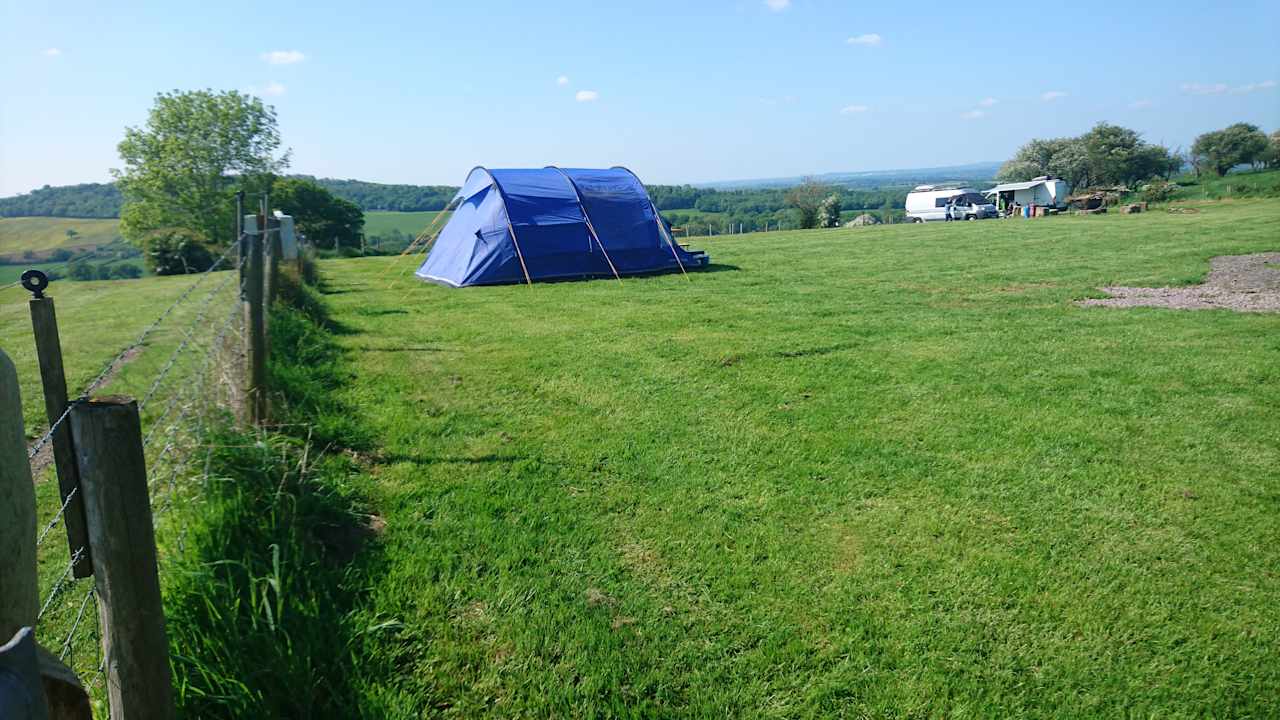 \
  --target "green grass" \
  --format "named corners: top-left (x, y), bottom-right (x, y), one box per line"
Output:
top-left (365, 210), bottom-right (448, 237)
top-left (1168, 167), bottom-right (1280, 202)
top-left (311, 199), bottom-right (1279, 716)
top-left (0, 216), bottom-right (122, 257)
